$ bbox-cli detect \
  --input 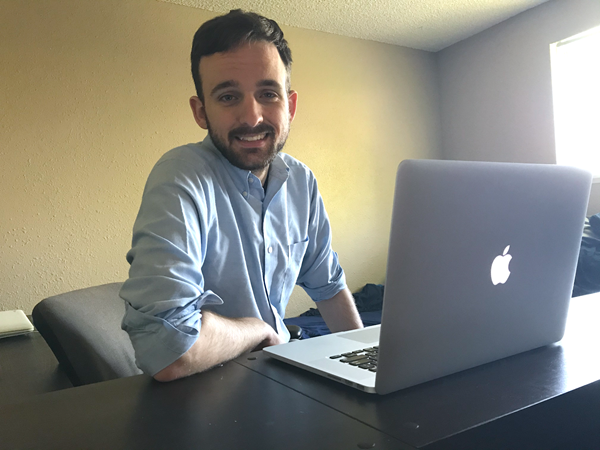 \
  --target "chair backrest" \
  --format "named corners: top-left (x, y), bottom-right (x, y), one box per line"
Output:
top-left (32, 282), bottom-right (142, 386)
